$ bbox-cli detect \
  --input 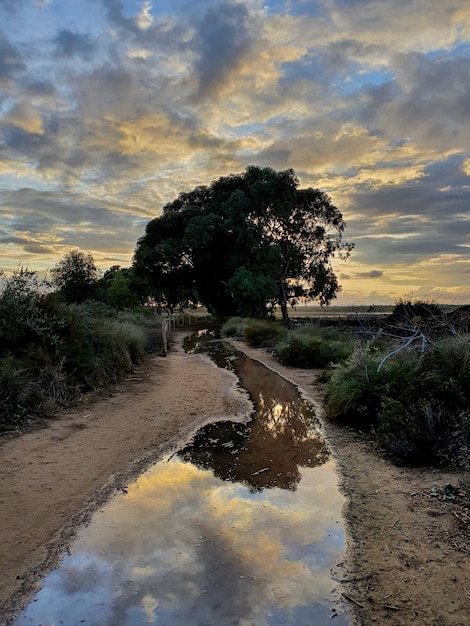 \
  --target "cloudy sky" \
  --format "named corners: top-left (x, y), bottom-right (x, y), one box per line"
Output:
top-left (1, 0), bottom-right (469, 304)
